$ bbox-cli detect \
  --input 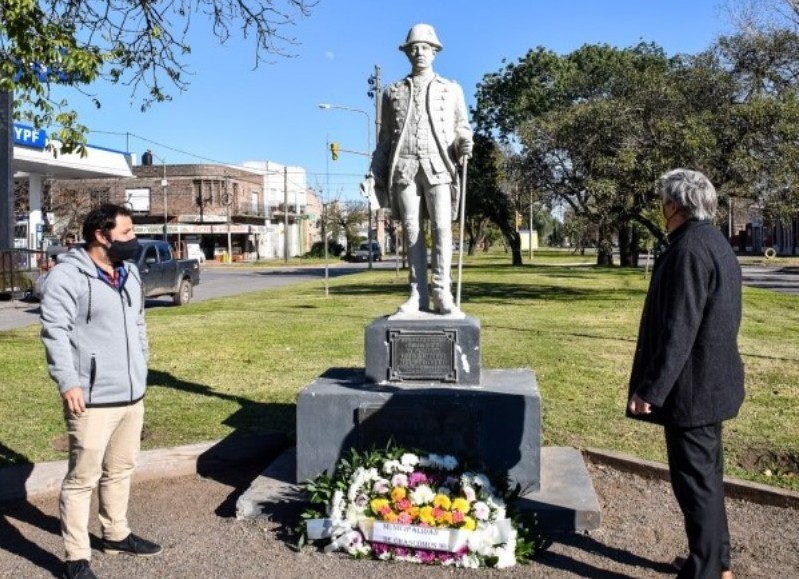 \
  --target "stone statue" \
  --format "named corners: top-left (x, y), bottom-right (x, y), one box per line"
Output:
top-left (371, 23), bottom-right (473, 315)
